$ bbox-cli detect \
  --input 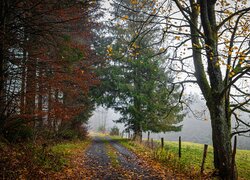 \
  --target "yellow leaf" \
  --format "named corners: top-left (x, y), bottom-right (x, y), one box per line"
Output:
top-left (175, 36), bottom-right (180, 40)
top-left (130, 0), bottom-right (138, 5)
top-left (121, 15), bottom-right (129, 21)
